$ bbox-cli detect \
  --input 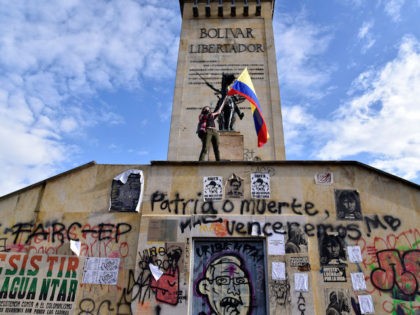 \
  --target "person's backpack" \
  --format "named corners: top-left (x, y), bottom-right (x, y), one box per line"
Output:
top-left (196, 115), bottom-right (207, 139)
